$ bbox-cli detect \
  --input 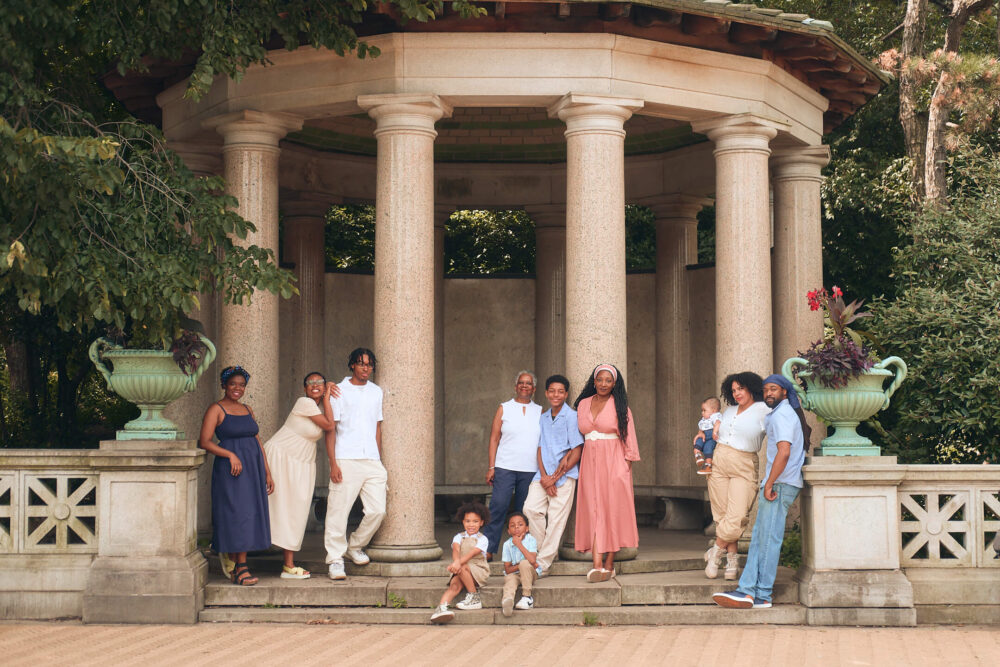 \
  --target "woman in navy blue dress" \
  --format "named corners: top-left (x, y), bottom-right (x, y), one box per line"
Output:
top-left (199, 366), bottom-right (274, 585)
